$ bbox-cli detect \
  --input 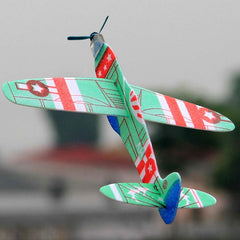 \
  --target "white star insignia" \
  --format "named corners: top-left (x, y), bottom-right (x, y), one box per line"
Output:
top-left (128, 186), bottom-right (148, 202)
top-left (204, 111), bottom-right (215, 120)
top-left (136, 187), bottom-right (148, 196)
top-left (148, 164), bottom-right (153, 172)
top-left (103, 65), bottom-right (107, 71)
top-left (98, 71), bottom-right (102, 77)
top-left (32, 83), bottom-right (43, 93)
top-left (107, 54), bottom-right (112, 62)
top-left (128, 190), bottom-right (139, 202)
